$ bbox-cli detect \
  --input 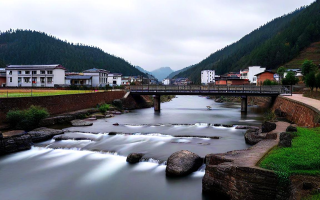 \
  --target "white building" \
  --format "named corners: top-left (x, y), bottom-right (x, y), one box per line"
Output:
top-left (201, 70), bottom-right (215, 85)
top-left (162, 78), bottom-right (170, 85)
top-left (83, 68), bottom-right (109, 87)
top-left (248, 66), bottom-right (266, 84)
top-left (240, 69), bottom-right (249, 79)
top-left (6, 64), bottom-right (65, 87)
top-left (107, 73), bottom-right (122, 86)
